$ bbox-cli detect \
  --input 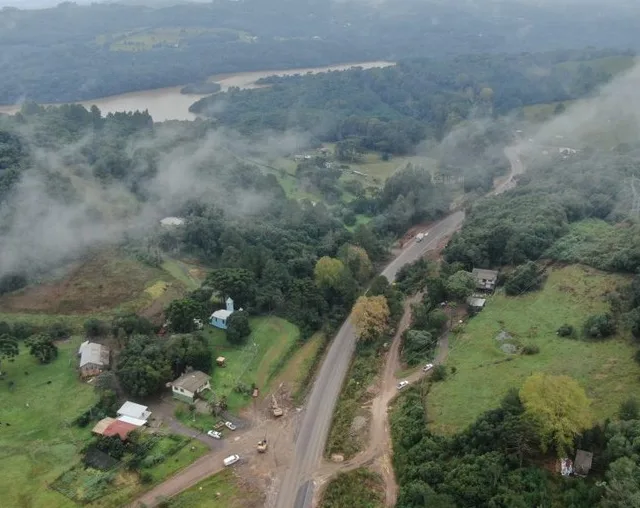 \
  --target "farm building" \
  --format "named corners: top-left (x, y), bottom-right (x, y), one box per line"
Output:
top-left (170, 370), bottom-right (211, 403)
top-left (78, 341), bottom-right (110, 378)
top-left (471, 268), bottom-right (499, 292)
top-left (210, 297), bottom-right (235, 329)
top-left (116, 401), bottom-right (151, 427)
top-left (92, 417), bottom-right (137, 441)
